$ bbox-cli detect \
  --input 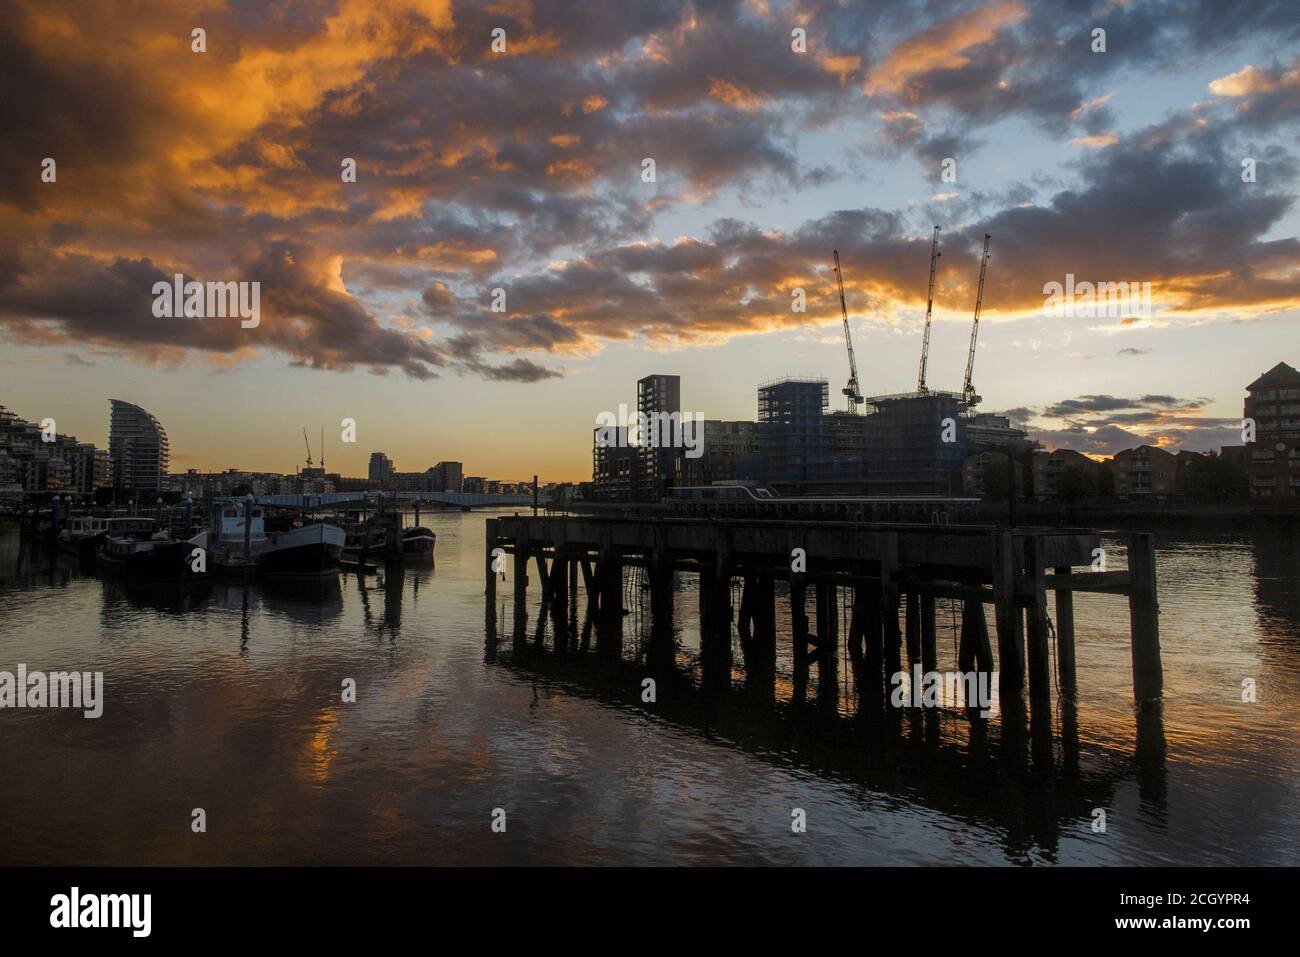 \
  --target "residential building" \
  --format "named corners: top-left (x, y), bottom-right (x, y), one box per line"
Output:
top-left (1112, 445), bottom-right (1181, 499)
top-left (1244, 361), bottom-right (1300, 499)
top-left (593, 427), bottom-right (639, 501)
top-left (636, 374), bottom-right (683, 502)
top-left (674, 420), bottom-right (756, 487)
top-left (108, 399), bottom-right (169, 492)
top-left (1031, 448), bottom-right (1100, 500)
top-left (756, 378), bottom-right (829, 486)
